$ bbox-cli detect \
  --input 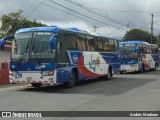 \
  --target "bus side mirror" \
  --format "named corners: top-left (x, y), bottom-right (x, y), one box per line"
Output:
top-left (50, 35), bottom-right (57, 50)
top-left (0, 36), bottom-right (14, 50)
